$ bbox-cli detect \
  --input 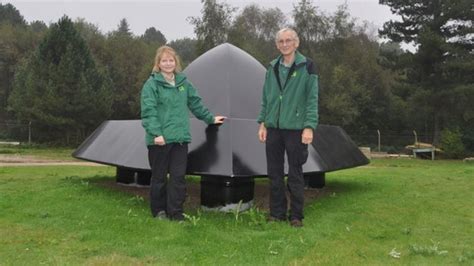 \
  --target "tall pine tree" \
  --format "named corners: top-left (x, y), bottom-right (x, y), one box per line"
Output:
top-left (104, 19), bottom-right (150, 119)
top-left (0, 3), bottom-right (26, 26)
top-left (380, 0), bottom-right (474, 144)
top-left (142, 27), bottom-right (167, 45)
top-left (8, 16), bottom-right (112, 143)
